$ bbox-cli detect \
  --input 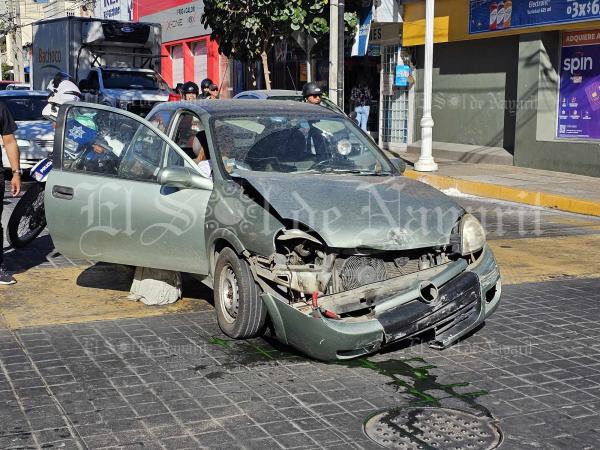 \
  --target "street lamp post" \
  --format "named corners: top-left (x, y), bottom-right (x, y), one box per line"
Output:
top-left (414, 0), bottom-right (438, 172)
top-left (329, 0), bottom-right (339, 105)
